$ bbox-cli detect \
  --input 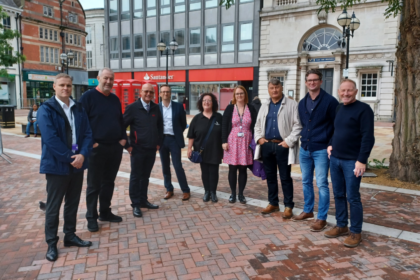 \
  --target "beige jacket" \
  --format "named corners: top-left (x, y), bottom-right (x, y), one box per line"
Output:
top-left (254, 97), bottom-right (302, 165)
